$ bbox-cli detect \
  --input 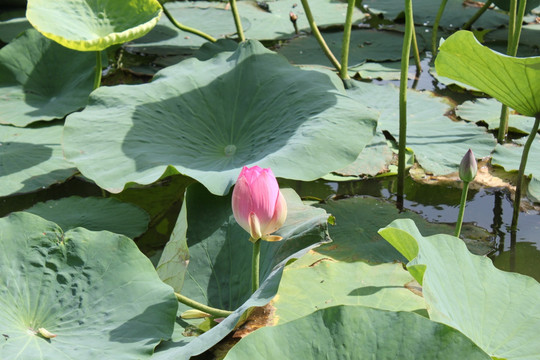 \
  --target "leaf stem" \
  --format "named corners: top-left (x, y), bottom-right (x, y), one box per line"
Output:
top-left (455, 181), bottom-right (470, 237)
top-left (175, 292), bottom-right (233, 318)
top-left (397, 0), bottom-right (414, 205)
top-left (300, 0), bottom-right (341, 72)
top-left (252, 239), bottom-right (261, 293)
top-left (411, 25), bottom-right (422, 74)
top-left (339, 0), bottom-right (355, 81)
top-left (93, 51), bottom-right (102, 90)
top-left (462, 0), bottom-right (493, 30)
top-left (229, 0), bottom-right (245, 42)
top-left (432, 0), bottom-right (448, 55)
top-left (162, 5), bottom-right (217, 43)
top-left (511, 113), bottom-right (540, 230)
